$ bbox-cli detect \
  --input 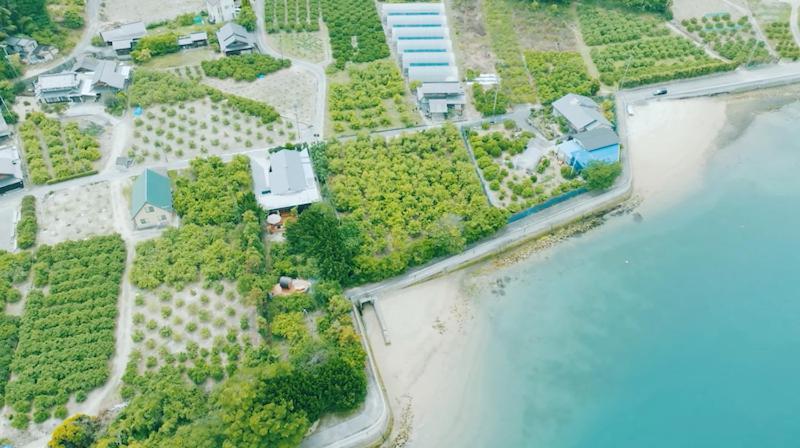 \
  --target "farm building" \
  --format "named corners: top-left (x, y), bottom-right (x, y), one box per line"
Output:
top-left (0, 146), bottom-right (23, 194)
top-left (552, 93), bottom-right (611, 133)
top-left (35, 61), bottom-right (131, 103)
top-left (416, 82), bottom-right (465, 120)
top-left (178, 32), bottom-right (209, 49)
top-left (206, 0), bottom-right (238, 23)
top-left (557, 127), bottom-right (620, 171)
top-left (250, 148), bottom-right (321, 212)
top-left (217, 23), bottom-right (255, 56)
top-left (381, 2), bottom-right (463, 119)
top-left (130, 169), bottom-right (175, 230)
top-left (100, 22), bottom-right (147, 55)
top-left (3, 36), bottom-right (57, 64)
